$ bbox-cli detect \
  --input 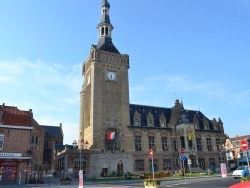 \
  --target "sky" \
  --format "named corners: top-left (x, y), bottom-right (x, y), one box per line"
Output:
top-left (1, 0), bottom-right (250, 145)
